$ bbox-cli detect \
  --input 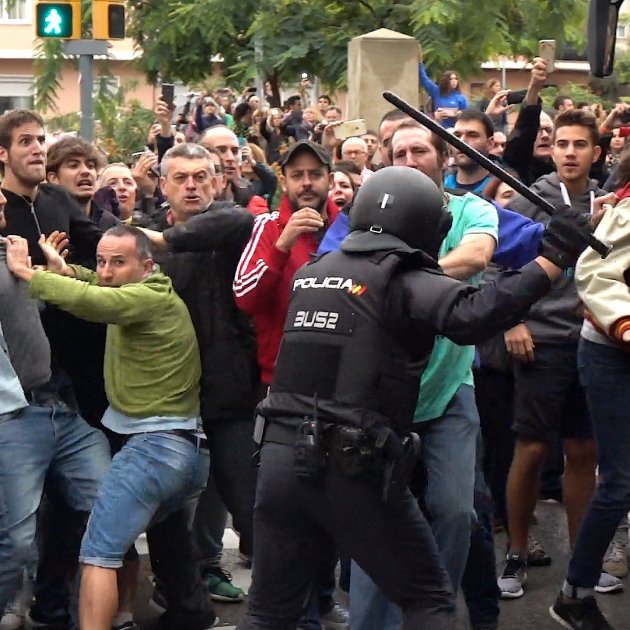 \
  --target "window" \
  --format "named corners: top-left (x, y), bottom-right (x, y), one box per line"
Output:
top-left (0, 76), bottom-right (34, 113)
top-left (617, 23), bottom-right (628, 39)
top-left (0, 0), bottom-right (29, 22)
